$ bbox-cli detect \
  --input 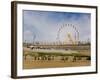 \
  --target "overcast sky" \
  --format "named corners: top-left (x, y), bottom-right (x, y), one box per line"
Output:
top-left (23, 10), bottom-right (91, 43)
